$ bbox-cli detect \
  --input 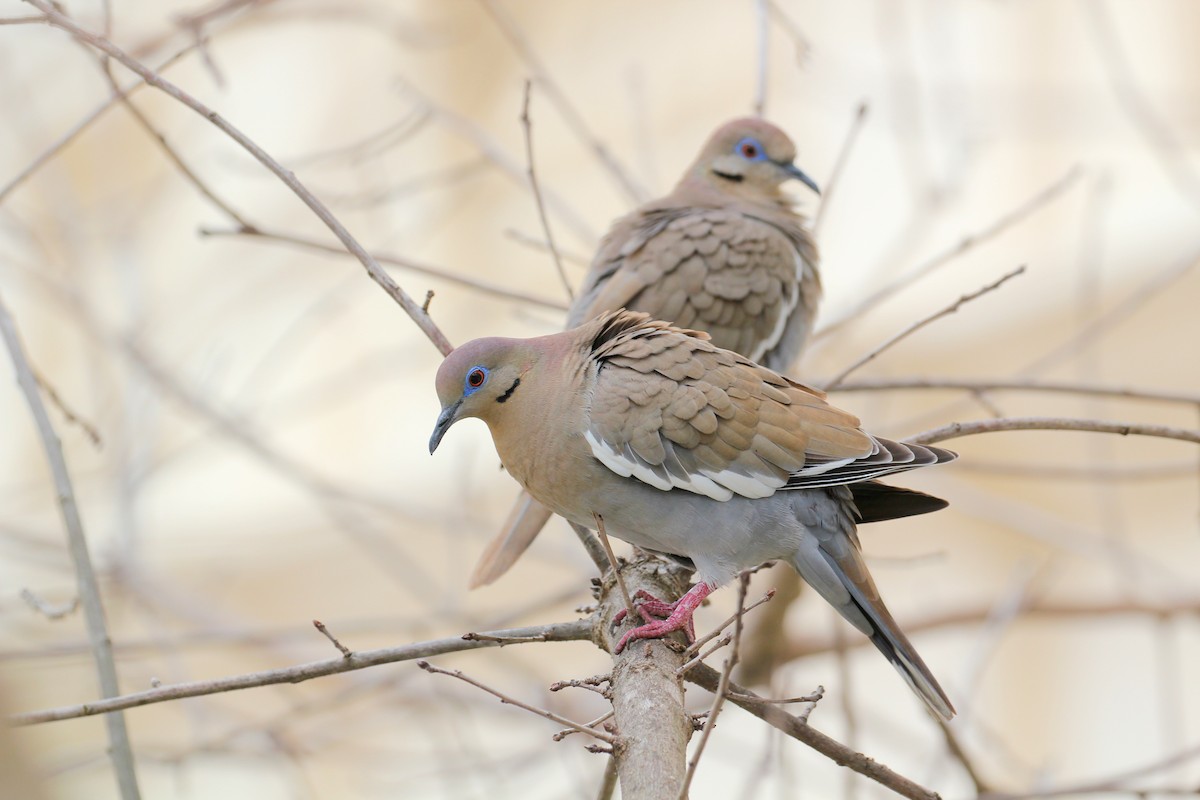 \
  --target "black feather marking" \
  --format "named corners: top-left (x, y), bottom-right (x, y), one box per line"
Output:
top-left (712, 169), bottom-right (744, 183)
top-left (496, 377), bottom-right (521, 404)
